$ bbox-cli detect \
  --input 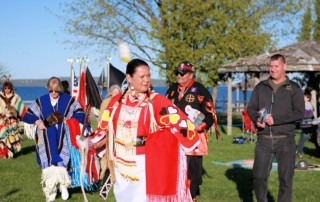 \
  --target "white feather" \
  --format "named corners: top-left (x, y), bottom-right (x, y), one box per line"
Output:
top-left (118, 40), bottom-right (131, 62)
